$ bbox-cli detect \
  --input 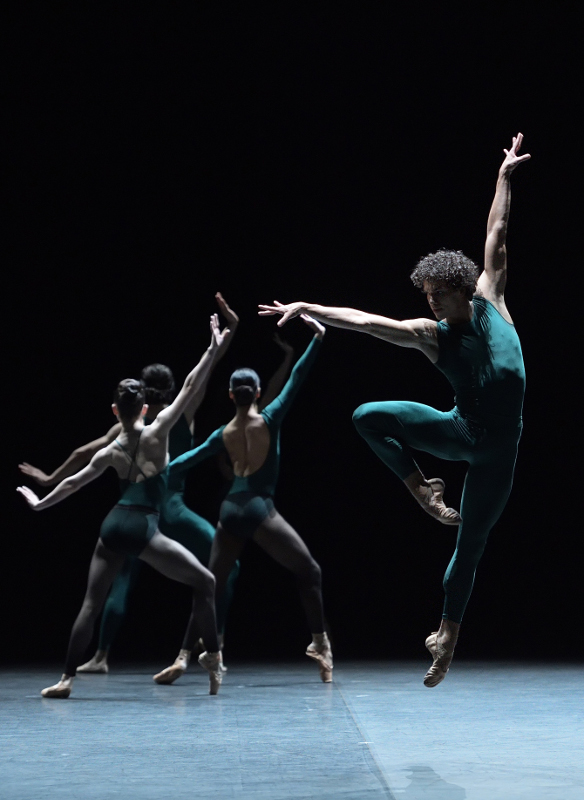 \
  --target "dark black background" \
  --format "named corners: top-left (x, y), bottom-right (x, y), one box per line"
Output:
top-left (7, 6), bottom-right (580, 664)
